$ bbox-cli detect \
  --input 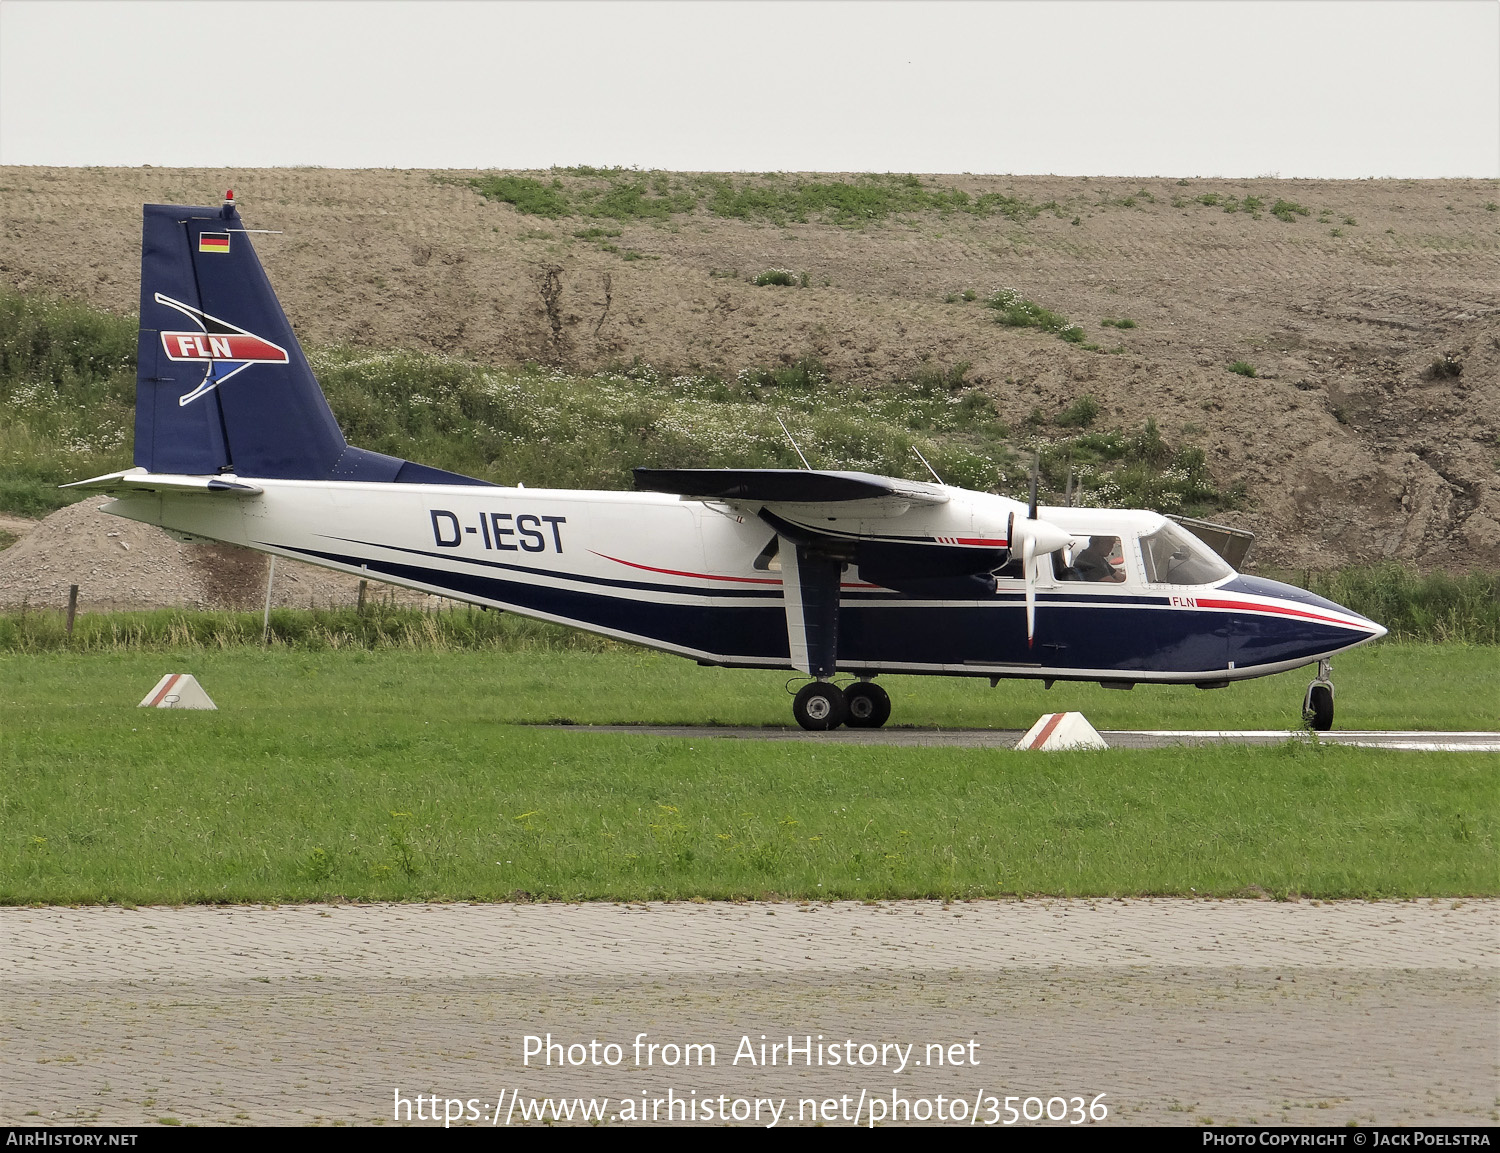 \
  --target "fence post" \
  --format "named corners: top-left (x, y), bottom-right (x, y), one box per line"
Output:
top-left (65, 584), bottom-right (79, 637)
top-left (357, 579), bottom-right (368, 615)
top-left (262, 555), bottom-right (277, 645)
